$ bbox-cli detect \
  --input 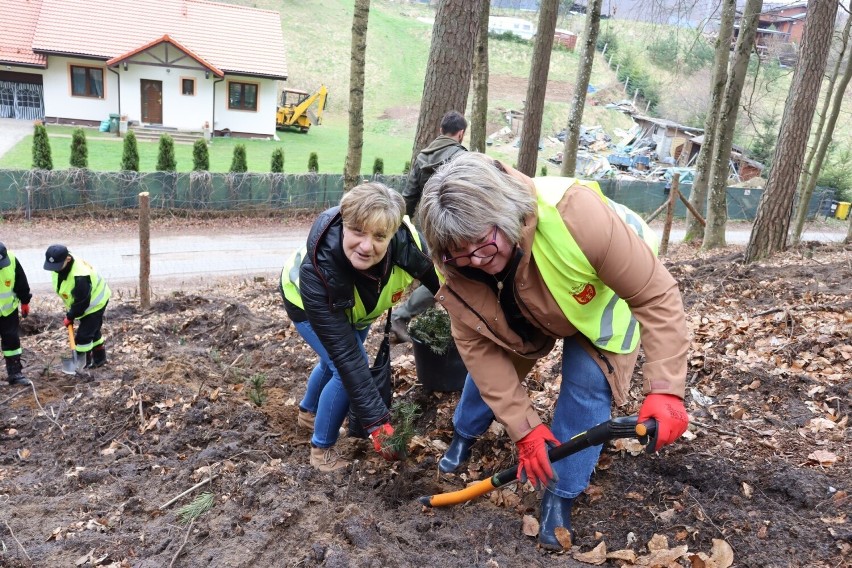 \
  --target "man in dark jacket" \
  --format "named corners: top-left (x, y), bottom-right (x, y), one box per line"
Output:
top-left (0, 243), bottom-right (32, 386)
top-left (392, 110), bottom-right (467, 342)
